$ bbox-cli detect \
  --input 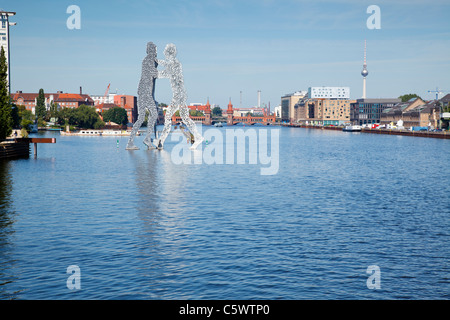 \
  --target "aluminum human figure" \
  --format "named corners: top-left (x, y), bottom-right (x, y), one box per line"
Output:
top-left (126, 42), bottom-right (159, 150)
top-left (155, 43), bottom-right (204, 150)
